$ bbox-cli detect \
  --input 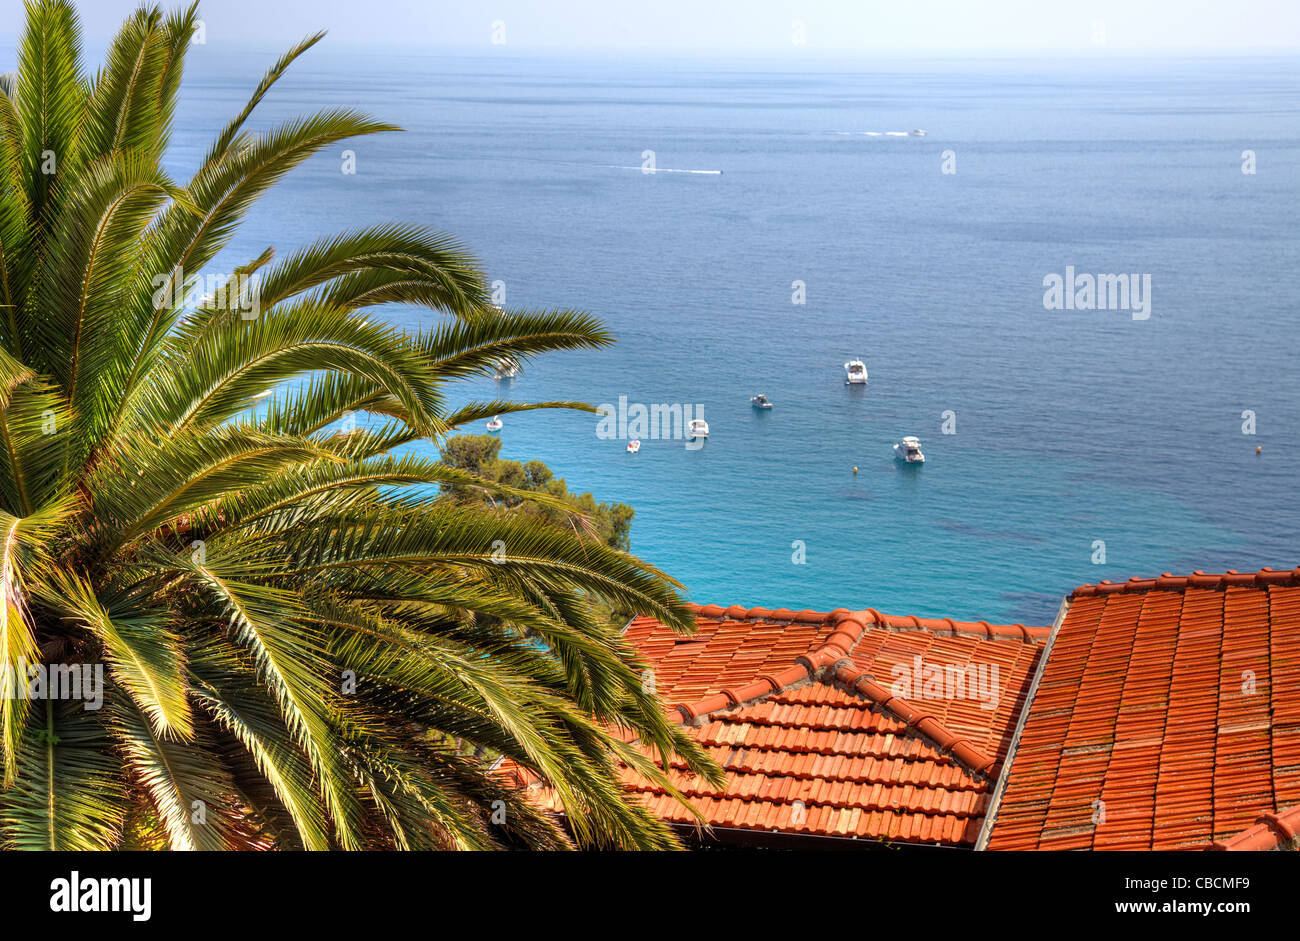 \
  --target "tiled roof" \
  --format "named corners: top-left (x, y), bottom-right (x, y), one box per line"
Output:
top-left (984, 566), bottom-right (1300, 851)
top-left (503, 604), bottom-right (1047, 847)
